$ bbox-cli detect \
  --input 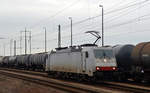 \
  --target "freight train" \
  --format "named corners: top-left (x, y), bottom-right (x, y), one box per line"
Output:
top-left (0, 41), bottom-right (150, 82)
top-left (0, 44), bottom-right (118, 81)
